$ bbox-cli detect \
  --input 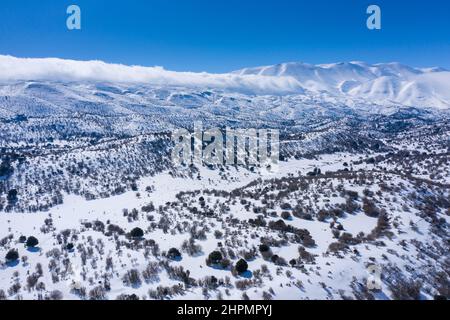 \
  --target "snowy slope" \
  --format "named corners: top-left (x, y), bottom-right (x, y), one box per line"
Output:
top-left (1, 55), bottom-right (450, 109)
top-left (235, 61), bottom-right (450, 109)
top-left (0, 56), bottom-right (449, 301)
